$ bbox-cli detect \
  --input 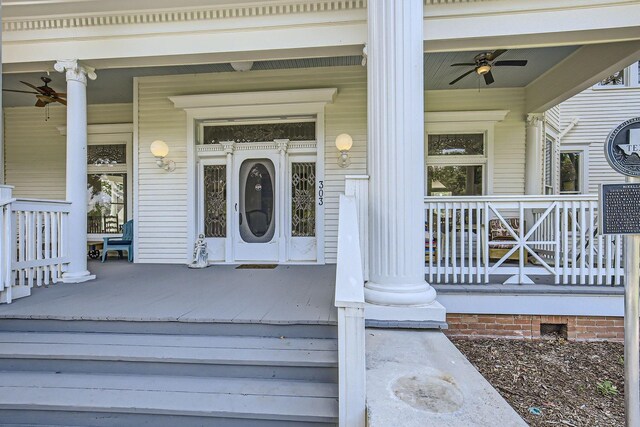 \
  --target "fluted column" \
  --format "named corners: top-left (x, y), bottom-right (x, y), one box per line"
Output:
top-left (364, 0), bottom-right (436, 307)
top-left (525, 113), bottom-right (544, 195)
top-left (55, 60), bottom-right (97, 283)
